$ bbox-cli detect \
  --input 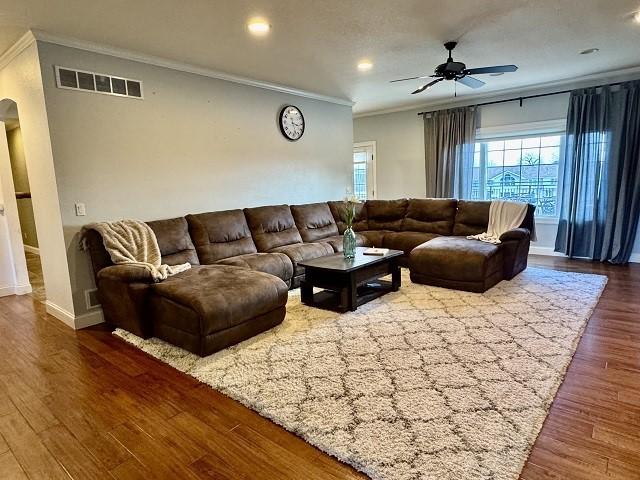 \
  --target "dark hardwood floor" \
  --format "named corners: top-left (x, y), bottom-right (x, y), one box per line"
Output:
top-left (0, 255), bottom-right (637, 479)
